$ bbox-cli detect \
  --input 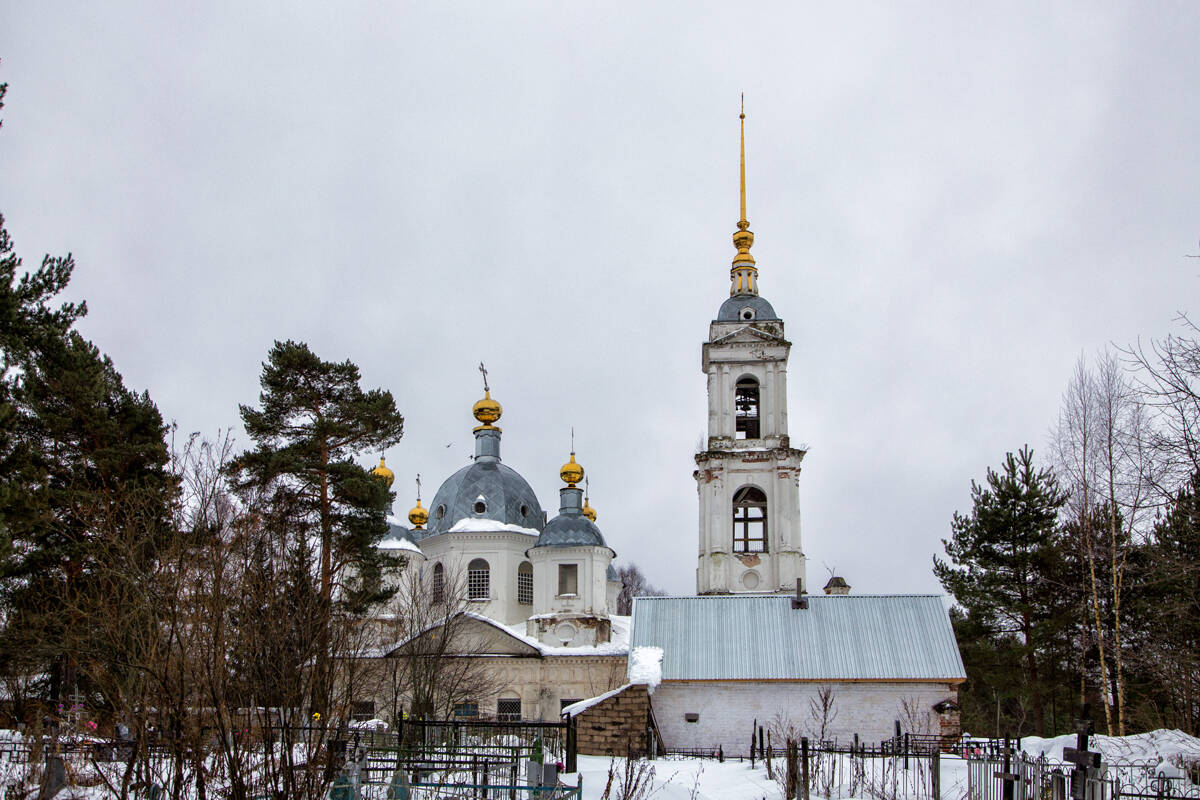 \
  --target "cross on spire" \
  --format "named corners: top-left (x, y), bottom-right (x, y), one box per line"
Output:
top-left (478, 362), bottom-right (490, 393)
top-left (415, 473), bottom-right (422, 502)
